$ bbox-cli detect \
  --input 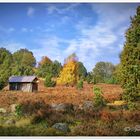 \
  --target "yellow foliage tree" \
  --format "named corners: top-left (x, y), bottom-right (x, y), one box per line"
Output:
top-left (57, 60), bottom-right (78, 86)
top-left (38, 56), bottom-right (52, 66)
